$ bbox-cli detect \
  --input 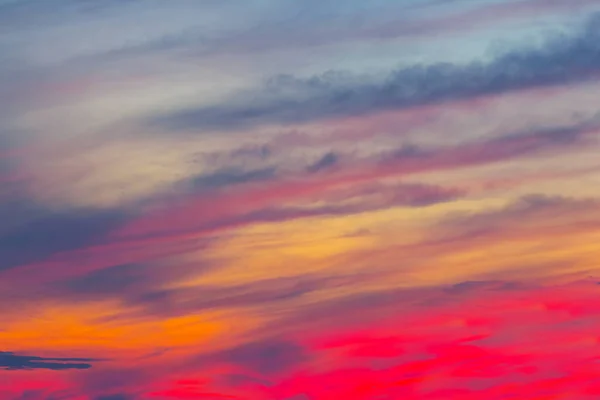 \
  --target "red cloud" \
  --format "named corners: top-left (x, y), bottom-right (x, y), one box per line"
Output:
top-left (6, 280), bottom-right (600, 399)
top-left (107, 280), bottom-right (600, 400)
